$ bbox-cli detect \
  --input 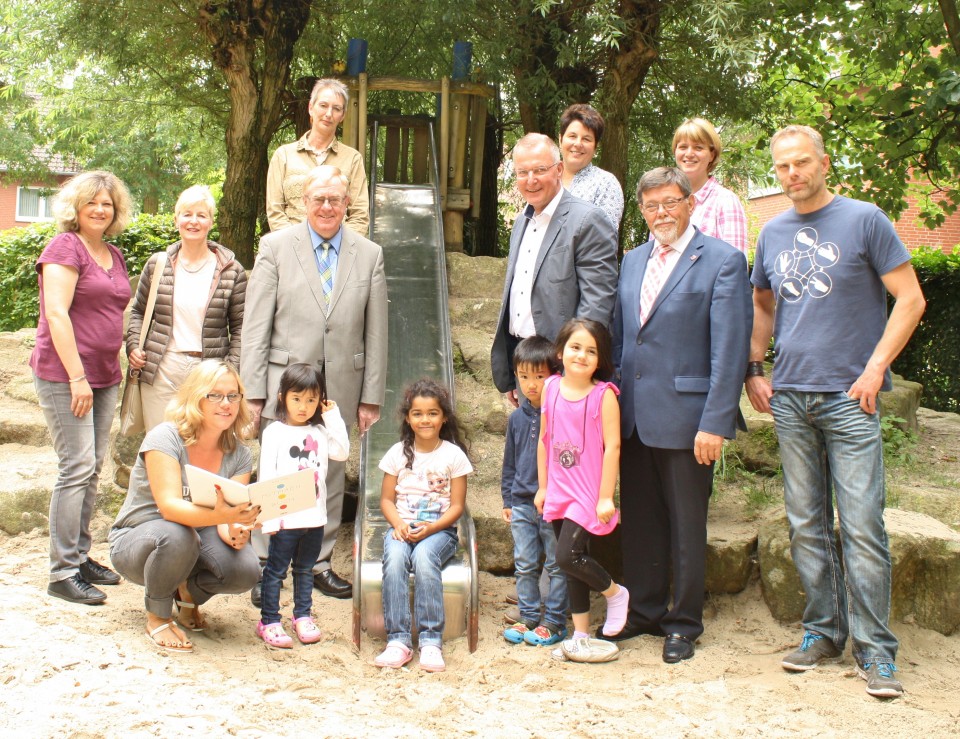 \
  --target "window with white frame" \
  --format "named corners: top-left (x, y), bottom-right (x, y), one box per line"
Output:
top-left (16, 187), bottom-right (53, 222)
